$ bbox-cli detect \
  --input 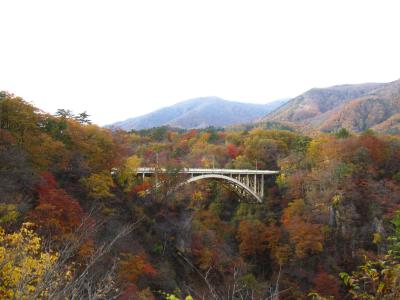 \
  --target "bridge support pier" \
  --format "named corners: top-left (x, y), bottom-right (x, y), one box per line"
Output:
top-left (261, 174), bottom-right (264, 198)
